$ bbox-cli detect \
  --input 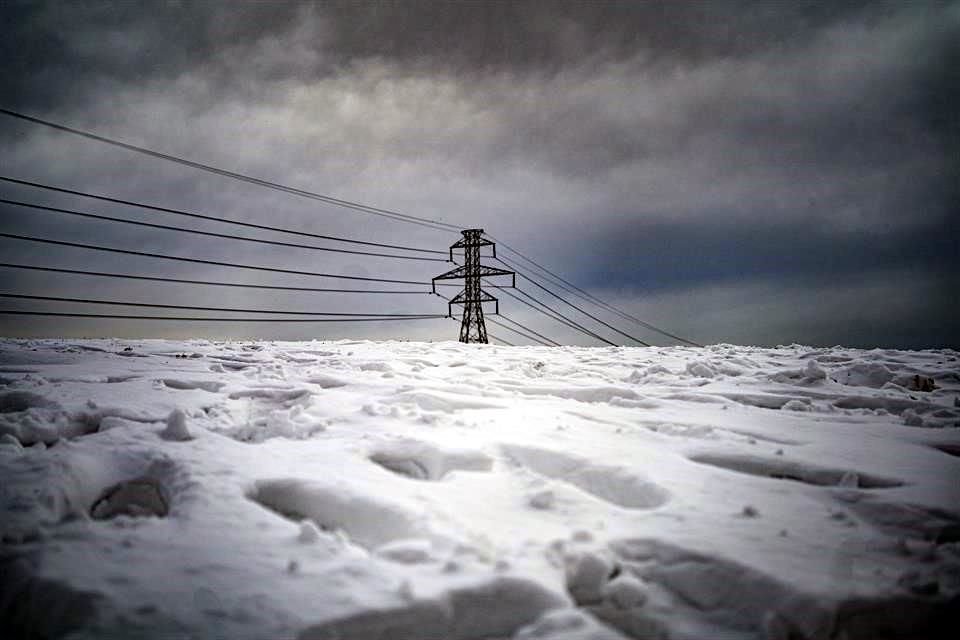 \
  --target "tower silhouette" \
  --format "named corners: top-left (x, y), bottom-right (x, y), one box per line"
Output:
top-left (433, 229), bottom-right (514, 343)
